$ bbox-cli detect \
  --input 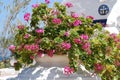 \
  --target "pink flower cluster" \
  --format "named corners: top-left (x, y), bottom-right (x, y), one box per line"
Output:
top-left (64, 66), bottom-right (74, 75)
top-left (73, 34), bottom-right (91, 55)
top-left (110, 33), bottom-right (117, 39)
top-left (37, 49), bottom-right (55, 57)
top-left (45, 0), bottom-right (50, 4)
top-left (86, 16), bottom-right (94, 20)
top-left (81, 41), bottom-right (92, 55)
top-left (46, 50), bottom-right (55, 57)
top-left (65, 2), bottom-right (73, 8)
top-left (94, 63), bottom-right (104, 72)
top-left (9, 45), bottom-right (16, 51)
top-left (74, 38), bottom-right (82, 44)
top-left (82, 42), bottom-right (90, 49)
top-left (71, 13), bottom-right (79, 18)
top-left (35, 28), bottom-right (44, 34)
top-left (24, 13), bottom-right (30, 22)
top-left (32, 4), bottom-right (39, 8)
top-left (61, 42), bottom-right (71, 50)
top-left (73, 20), bottom-right (82, 26)
top-left (51, 10), bottom-right (59, 15)
top-left (52, 18), bottom-right (62, 25)
top-left (110, 33), bottom-right (120, 44)
top-left (17, 25), bottom-right (24, 30)
top-left (18, 44), bottom-right (24, 51)
top-left (24, 44), bottom-right (39, 51)
top-left (114, 60), bottom-right (120, 67)
top-left (24, 34), bottom-right (30, 39)
top-left (64, 31), bottom-right (70, 37)
top-left (37, 50), bottom-right (44, 58)
top-left (80, 34), bottom-right (89, 40)
top-left (82, 42), bottom-right (91, 55)
top-left (30, 55), bottom-right (34, 59)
